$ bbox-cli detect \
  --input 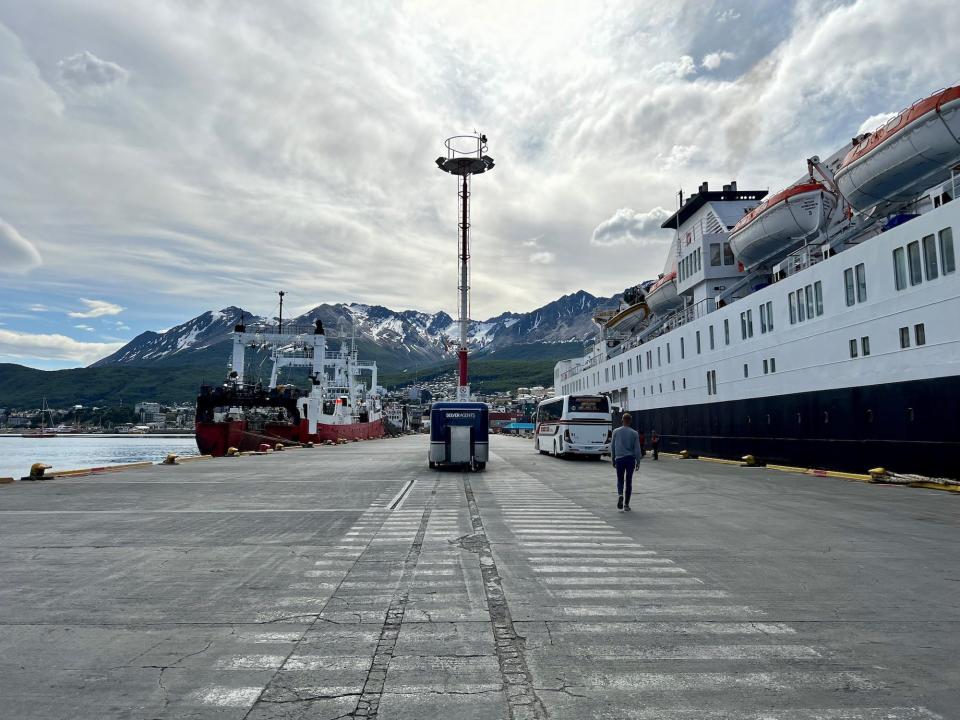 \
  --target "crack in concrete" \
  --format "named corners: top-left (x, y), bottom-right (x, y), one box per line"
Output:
top-left (462, 475), bottom-right (548, 720)
top-left (351, 480), bottom-right (439, 718)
